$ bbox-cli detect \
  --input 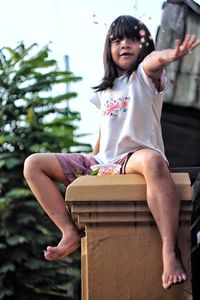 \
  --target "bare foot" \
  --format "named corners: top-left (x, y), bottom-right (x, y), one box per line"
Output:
top-left (162, 247), bottom-right (187, 289)
top-left (44, 231), bottom-right (81, 261)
